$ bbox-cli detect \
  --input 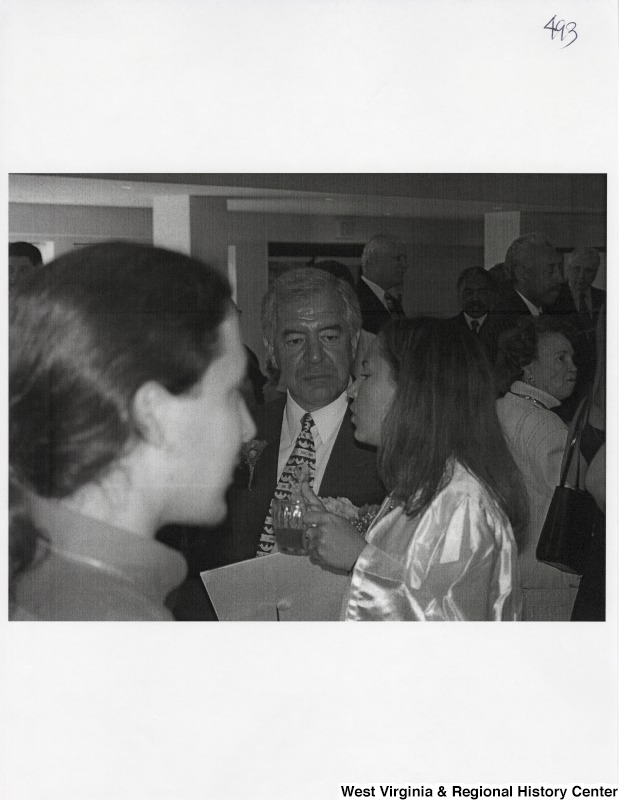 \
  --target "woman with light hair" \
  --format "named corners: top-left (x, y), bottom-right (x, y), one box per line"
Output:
top-left (495, 316), bottom-right (581, 620)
